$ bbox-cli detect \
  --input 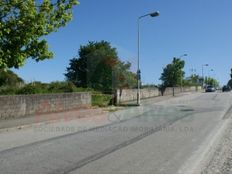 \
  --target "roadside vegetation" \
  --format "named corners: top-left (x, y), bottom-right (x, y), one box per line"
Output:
top-left (91, 93), bottom-right (113, 107)
top-left (160, 58), bottom-right (219, 88)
